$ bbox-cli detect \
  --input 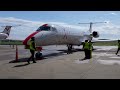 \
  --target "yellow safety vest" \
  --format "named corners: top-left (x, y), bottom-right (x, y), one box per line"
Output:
top-left (84, 42), bottom-right (89, 49)
top-left (89, 42), bottom-right (93, 50)
top-left (29, 40), bottom-right (35, 51)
